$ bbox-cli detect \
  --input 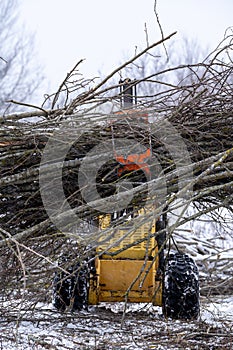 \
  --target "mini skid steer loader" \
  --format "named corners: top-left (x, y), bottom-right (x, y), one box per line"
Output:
top-left (53, 79), bottom-right (200, 320)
